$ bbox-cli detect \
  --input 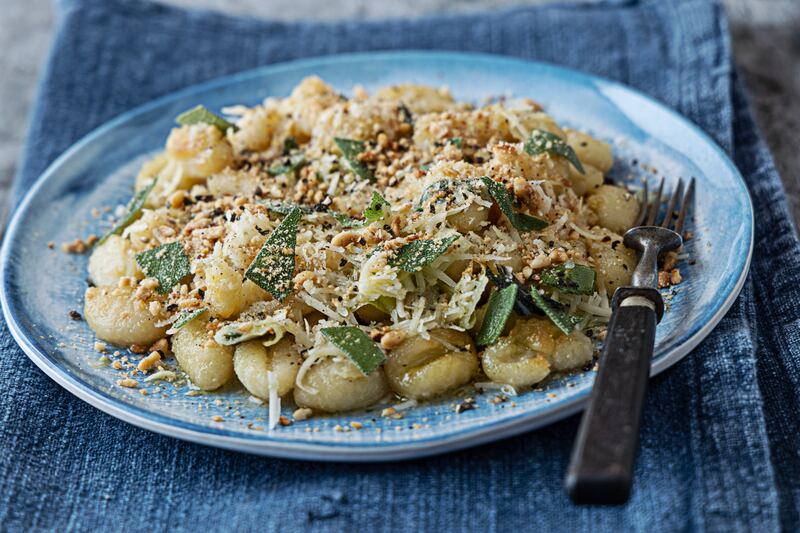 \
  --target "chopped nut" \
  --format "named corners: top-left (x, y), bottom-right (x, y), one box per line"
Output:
top-left (61, 238), bottom-right (89, 254)
top-left (380, 330), bottom-right (406, 351)
top-left (140, 278), bottom-right (160, 290)
top-left (670, 268), bottom-right (682, 285)
top-left (548, 248), bottom-right (568, 263)
top-left (149, 338), bottom-right (168, 354)
top-left (137, 351), bottom-right (162, 373)
top-left (331, 230), bottom-right (362, 247)
top-left (293, 408), bottom-right (313, 421)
